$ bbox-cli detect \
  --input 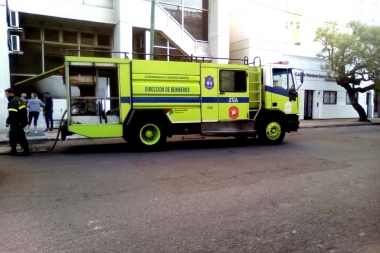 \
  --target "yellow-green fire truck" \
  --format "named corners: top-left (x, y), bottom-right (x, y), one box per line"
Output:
top-left (21, 55), bottom-right (304, 148)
